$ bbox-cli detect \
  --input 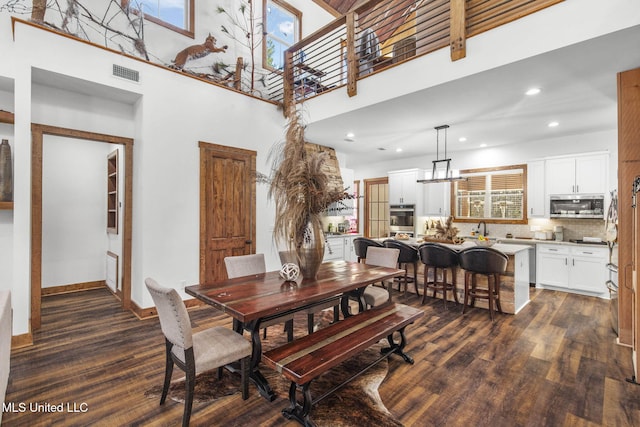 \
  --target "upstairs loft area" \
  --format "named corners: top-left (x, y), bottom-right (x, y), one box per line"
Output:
top-left (268, 0), bottom-right (565, 112)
